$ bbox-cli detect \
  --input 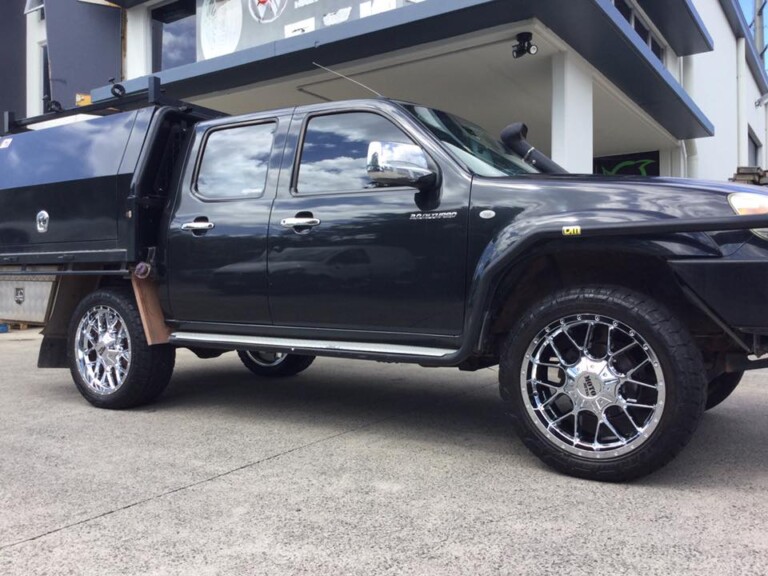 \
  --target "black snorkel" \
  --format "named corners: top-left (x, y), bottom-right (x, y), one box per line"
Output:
top-left (501, 122), bottom-right (568, 174)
